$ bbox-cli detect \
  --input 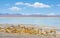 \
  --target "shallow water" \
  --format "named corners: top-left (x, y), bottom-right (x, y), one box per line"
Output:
top-left (0, 17), bottom-right (60, 26)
